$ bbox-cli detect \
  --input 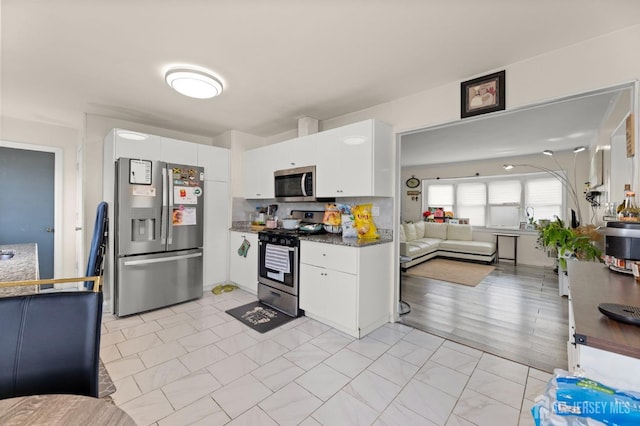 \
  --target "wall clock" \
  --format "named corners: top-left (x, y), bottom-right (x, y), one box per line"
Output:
top-left (405, 176), bottom-right (420, 188)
